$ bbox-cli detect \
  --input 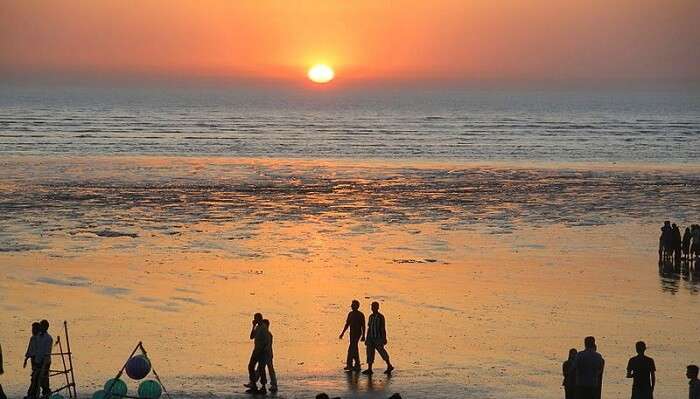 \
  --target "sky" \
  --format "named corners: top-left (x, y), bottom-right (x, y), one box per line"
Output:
top-left (1, 0), bottom-right (699, 86)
